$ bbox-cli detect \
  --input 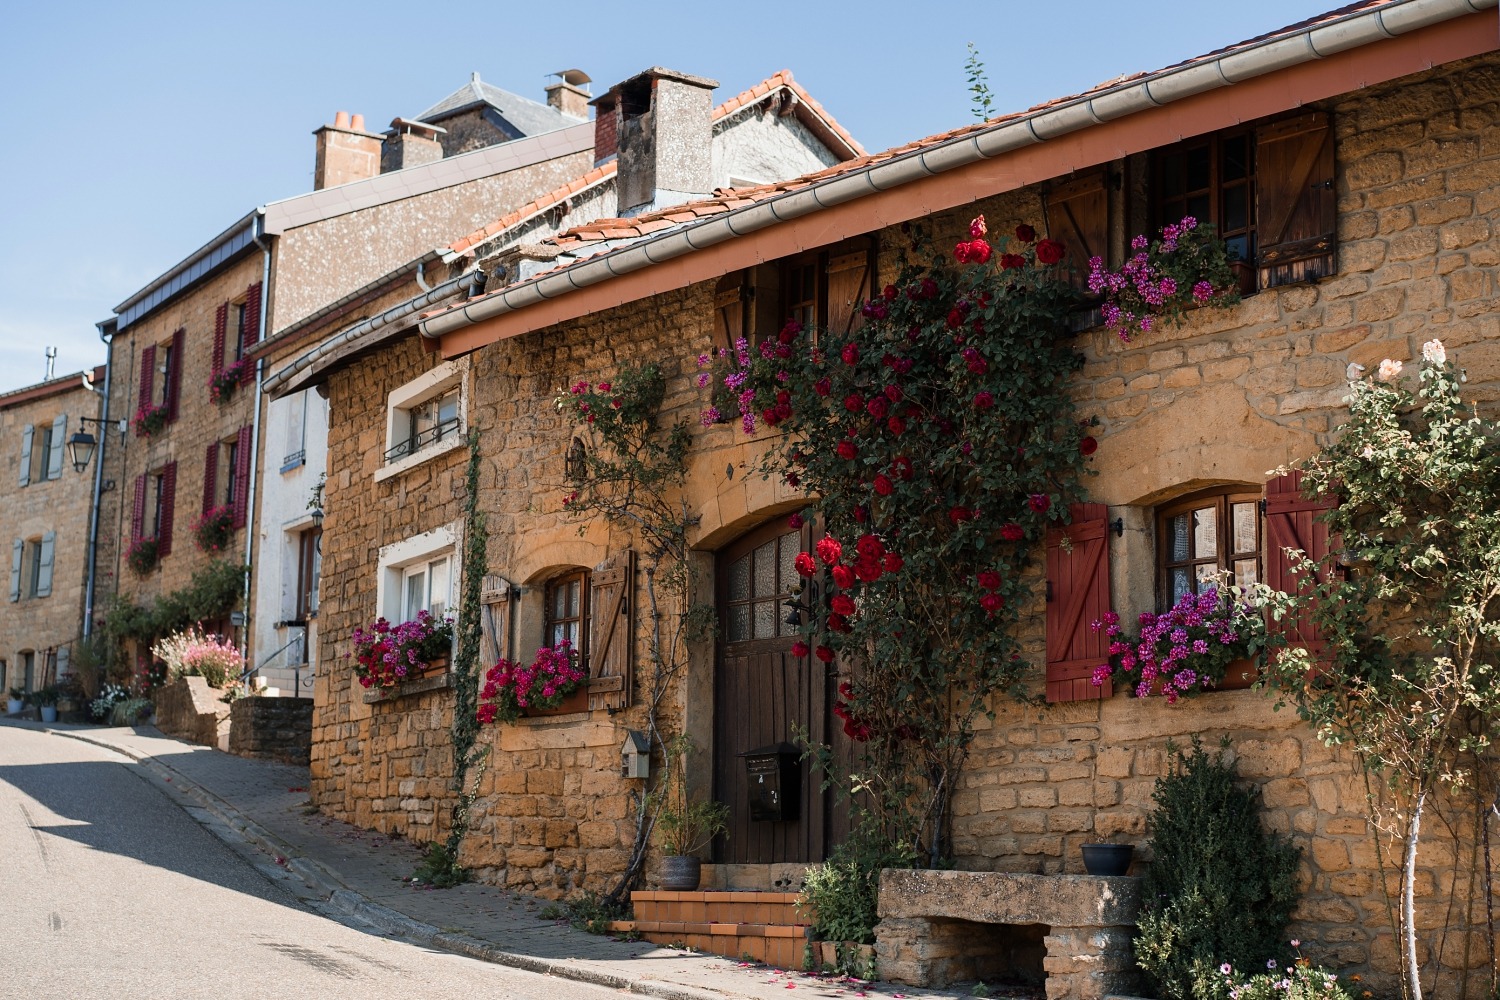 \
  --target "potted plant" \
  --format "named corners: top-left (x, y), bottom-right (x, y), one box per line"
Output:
top-left (1086, 216), bottom-right (1241, 342)
top-left (191, 505), bottom-right (236, 553)
top-left (126, 537), bottom-right (159, 576)
top-left (653, 736), bottom-right (729, 891)
top-left (132, 401), bottom-right (169, 437)
top-left (6, 687), bottom-right (24, 714)
top-left (473, 640), bottom-right (589, 724)
top-left (33, 686), bottom-right (61, 723)
top-left (208, 359), bottom-right (250, 405)
top-left (350, 610), bottom-right (454, 692)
